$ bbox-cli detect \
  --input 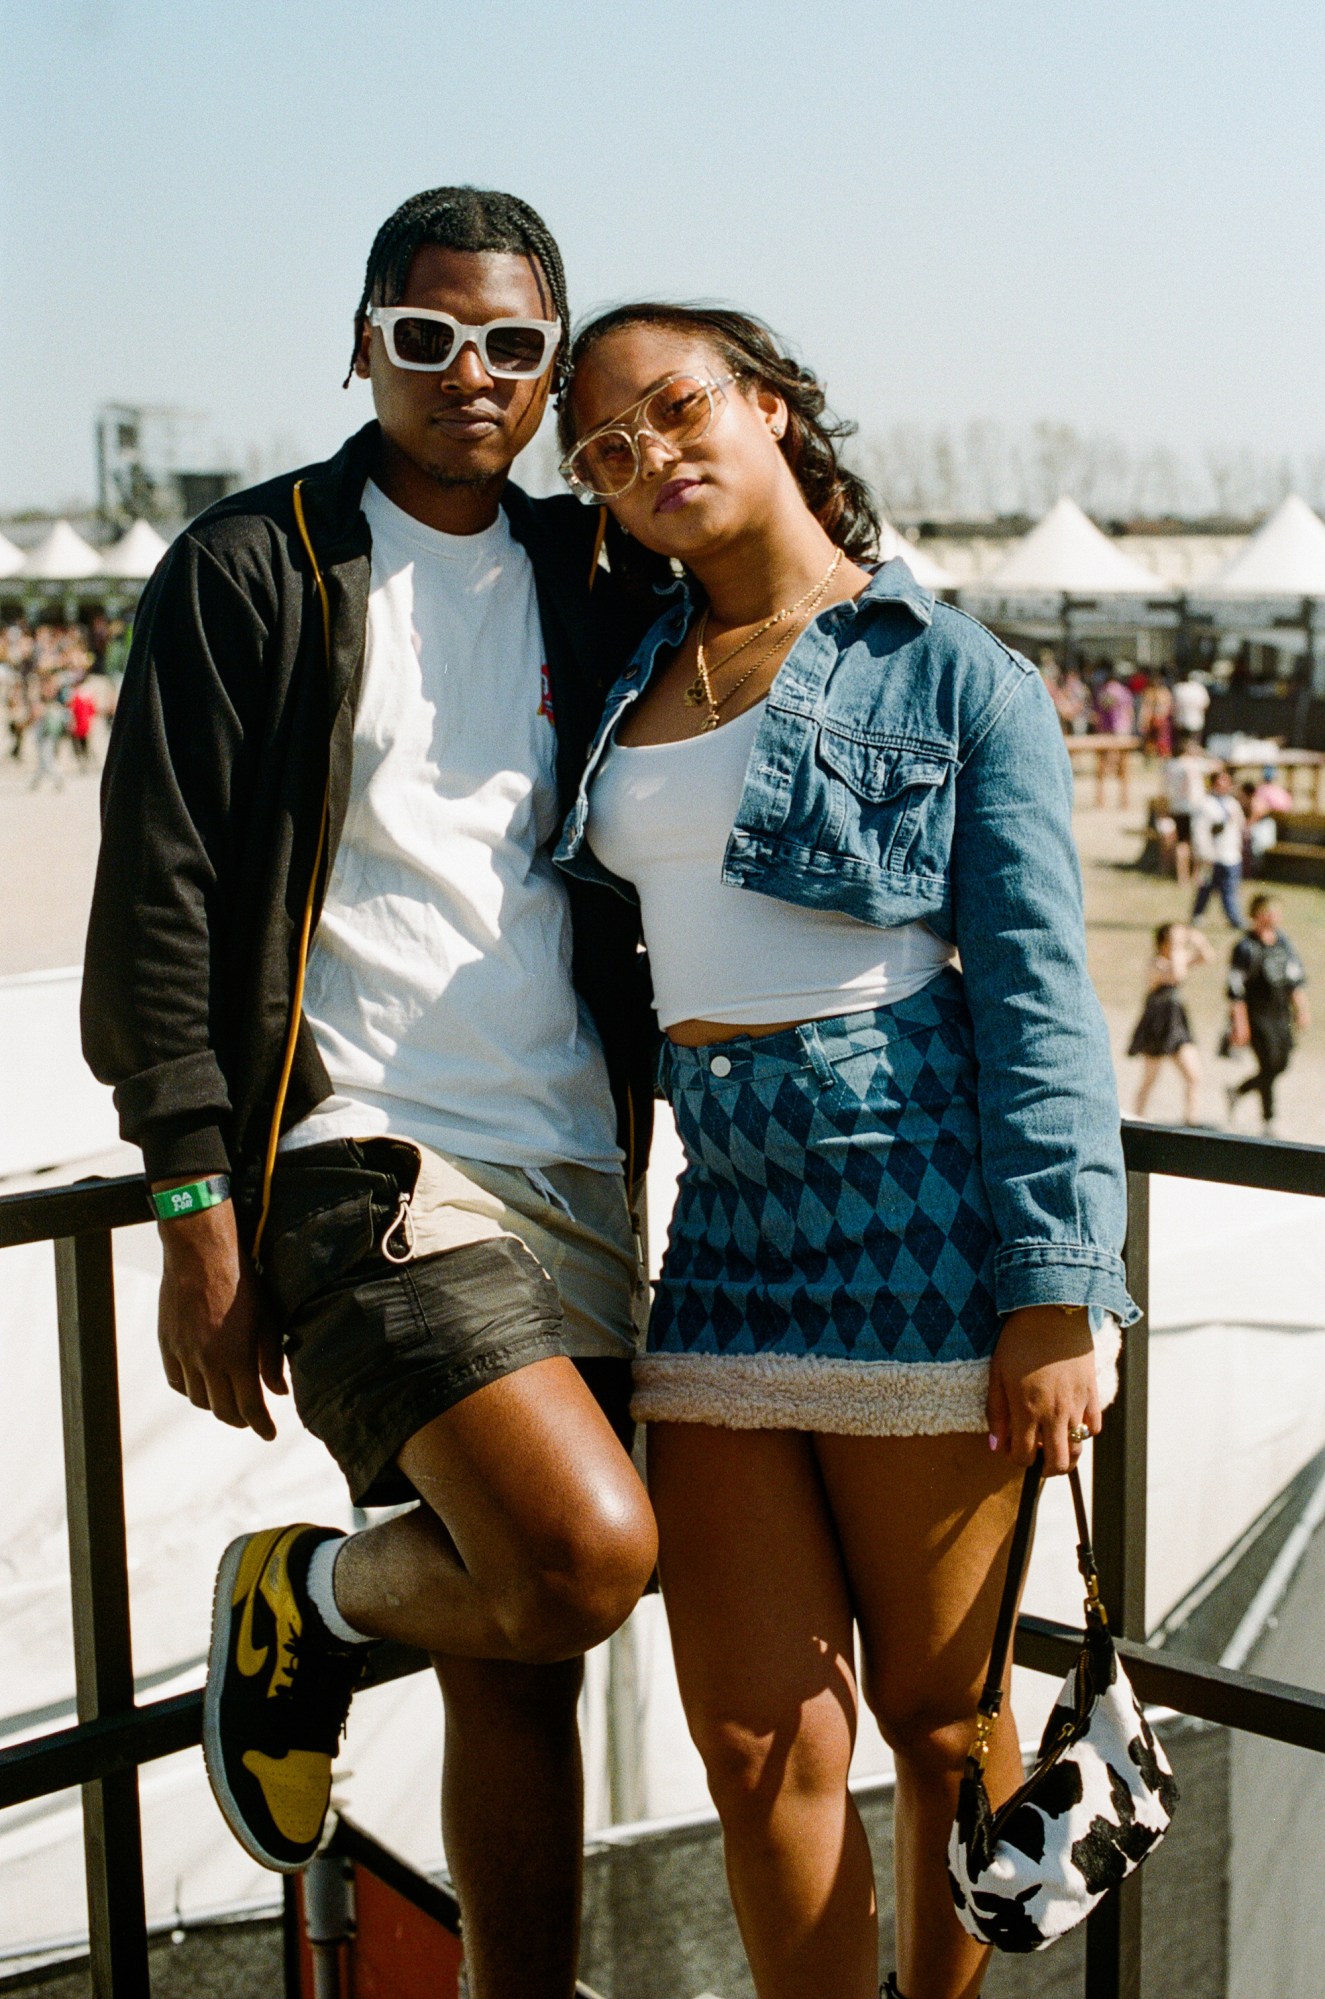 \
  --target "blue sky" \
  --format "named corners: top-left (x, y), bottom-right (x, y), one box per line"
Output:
top-left (3, 0), bottom-right (1323, 510)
